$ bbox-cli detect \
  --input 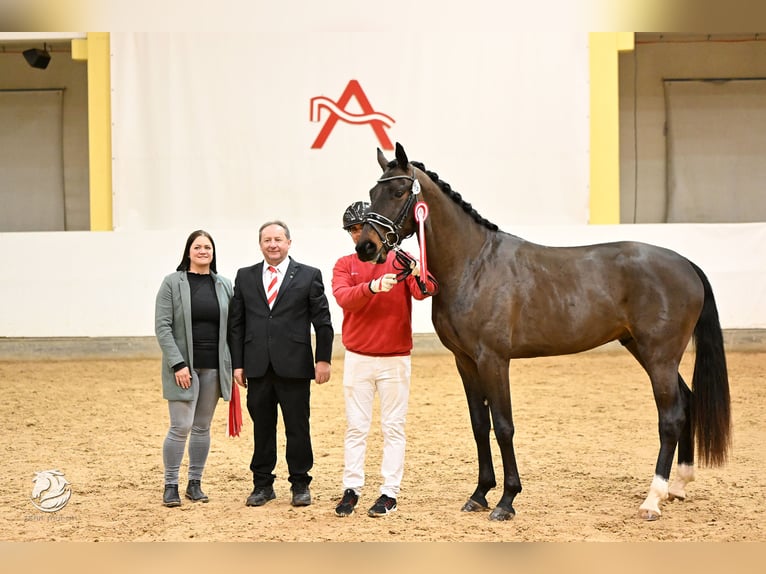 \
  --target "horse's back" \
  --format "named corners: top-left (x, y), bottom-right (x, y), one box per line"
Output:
top-left (515, 239), bottom-right (702, 296)
top-left (438, 238), bottom-right (706, 360)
